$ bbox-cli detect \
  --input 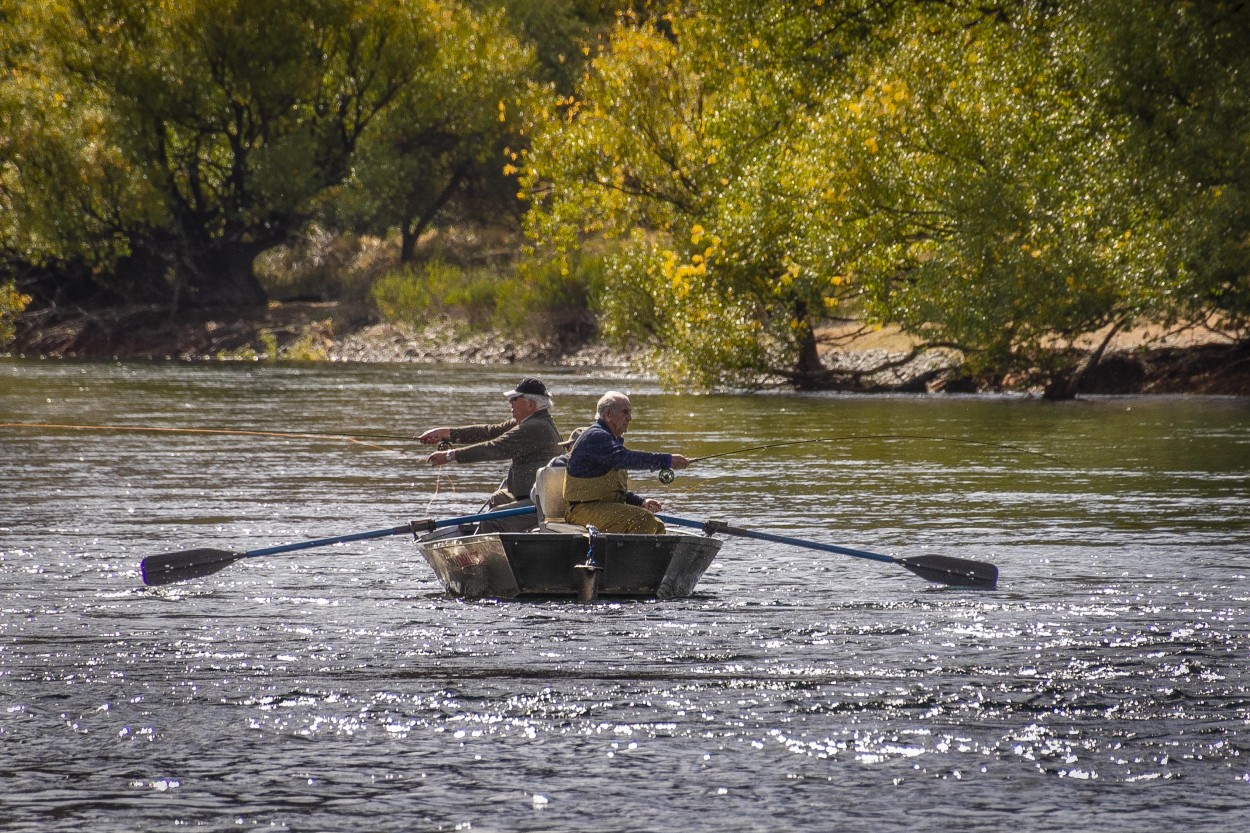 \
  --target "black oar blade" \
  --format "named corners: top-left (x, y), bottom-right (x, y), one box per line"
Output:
top-left (897, 554), bottom-right (998, 589)
top-left (141, 548), bottom-right (242, 586)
